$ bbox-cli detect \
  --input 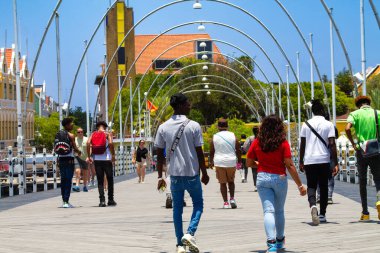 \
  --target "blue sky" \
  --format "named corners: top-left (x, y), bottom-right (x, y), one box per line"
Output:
top-left (0, 0), bottom-right (379, 111)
